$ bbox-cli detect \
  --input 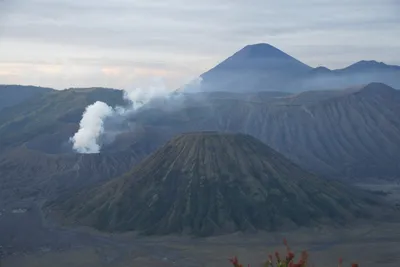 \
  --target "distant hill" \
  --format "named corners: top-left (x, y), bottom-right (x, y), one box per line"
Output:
top-left (52, 132), bottom-right (384, 236)
top-left (0, 87), bottom-right (125, 151)
top-left (0, 85), bottom-right (53, 111)
top-left (340, 60), bottom-right (400, 72)
top-left (300, 60), bottom-right (400, 91)
top-left (195, 44), bottom-right (400, 92)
